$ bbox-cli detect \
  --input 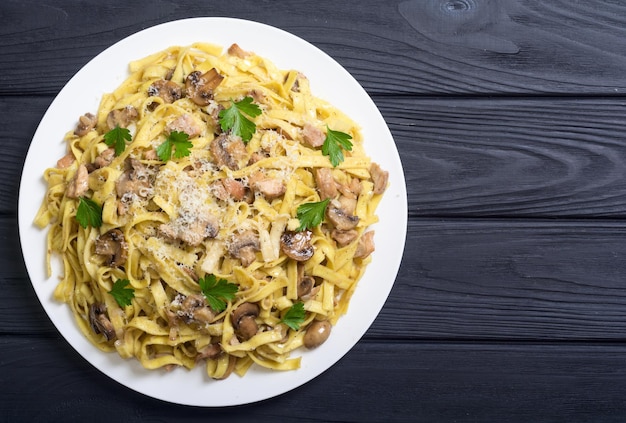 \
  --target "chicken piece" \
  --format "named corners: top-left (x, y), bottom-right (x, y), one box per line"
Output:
top-left (314, 168), bottom-right (337, 200)
top-left (370, 162), bottom-right (389, 194)
top-left (159, 214), bottom-right (219, 247)
top-left (331, 229), bottom-right (359, 247)
top-left (248, 171), bottom-right (286, 200)
top-left (66, 164), bottom-right (89, 198)
top-left (302, 123), bottom-right (325, 148)
top-left (337, 177), bottom-right (362, 200)
top-left (167, 114), bottom-right (204, 138)
top-left (210, 178), bottom-right (250, 203)
top-left (74, 113), bottom-right (97, 136)
top-left (56, 152), bottom-right (75, 169)
top-left (355, 231), bottom-right (375, 259)
top-left (116, 158), bottom-right (154, 215)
